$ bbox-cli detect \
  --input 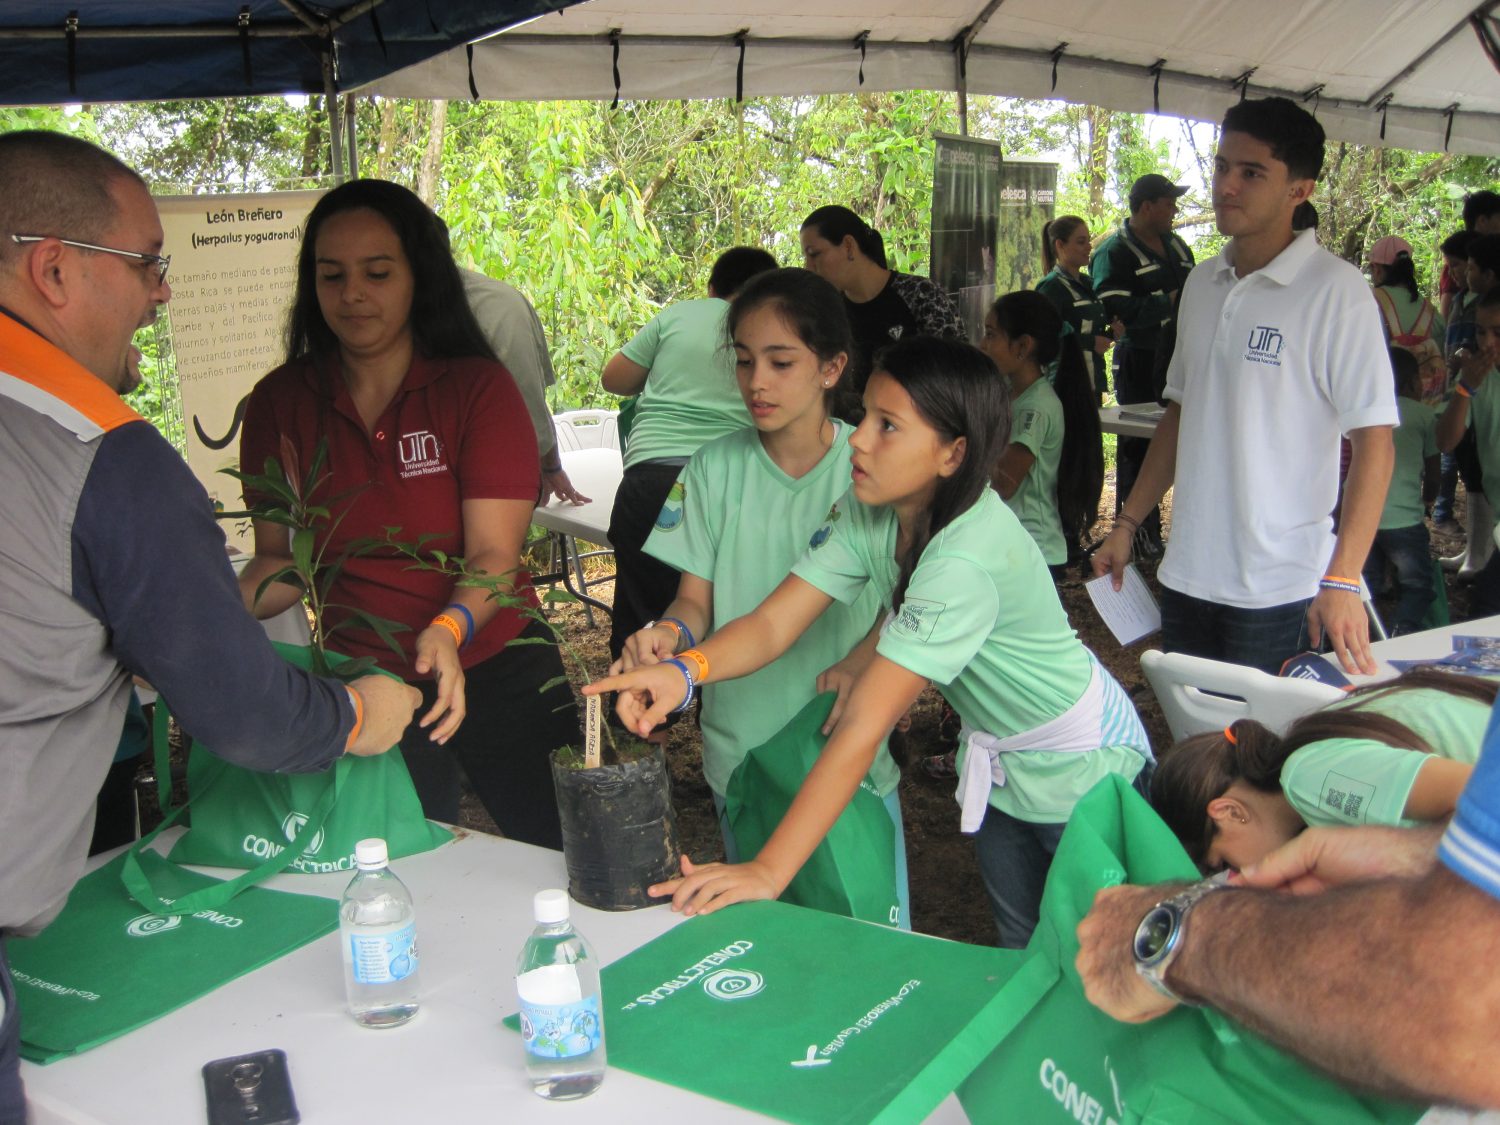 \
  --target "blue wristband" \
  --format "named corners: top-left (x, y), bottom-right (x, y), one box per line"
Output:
top-left (444, 602), bottom-right (475, 649)
top-left (662, 658), bottom-right (696, 714)
top-left (660, 616), bottom-right (696, 650)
